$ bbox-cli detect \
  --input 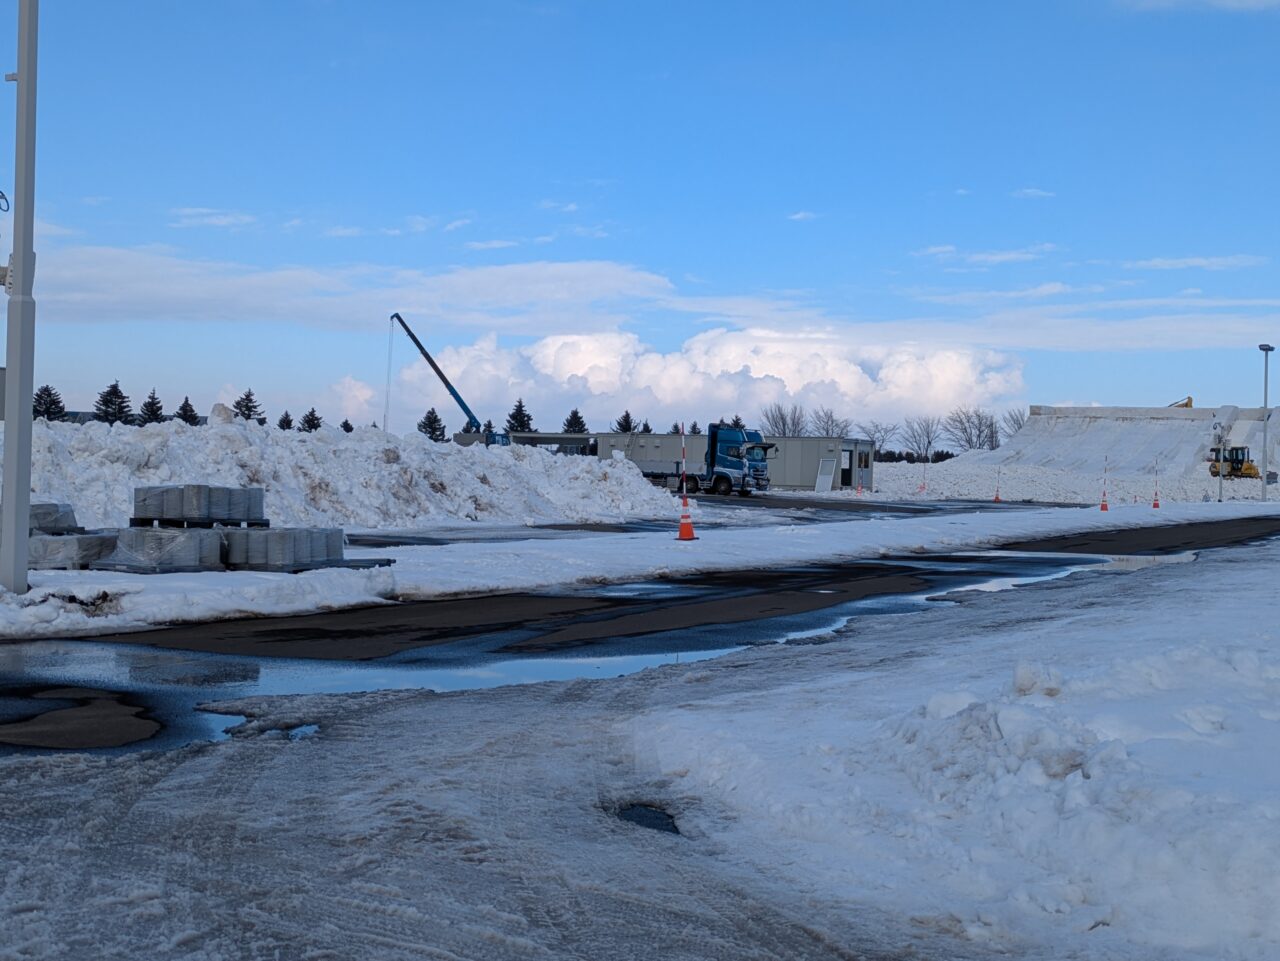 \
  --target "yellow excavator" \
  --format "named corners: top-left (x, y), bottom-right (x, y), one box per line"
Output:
top-left (1168, 396), bottom-right (1194, 408)
top-left (1209, 446), bottom-right (1261, 480)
